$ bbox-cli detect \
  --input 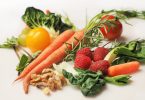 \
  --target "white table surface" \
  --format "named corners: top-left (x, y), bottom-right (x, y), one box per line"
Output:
top-left (0, 0), bottom-right (145, 100)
